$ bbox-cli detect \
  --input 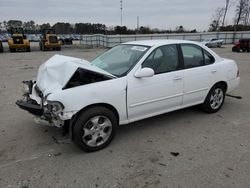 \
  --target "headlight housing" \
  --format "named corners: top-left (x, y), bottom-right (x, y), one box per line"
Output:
top-left (21, 83), bottom-right (30, 95)
top-left (21, 80), bottom-right (33, 95)
top-left (46, 101), bottom-right (64, 114)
